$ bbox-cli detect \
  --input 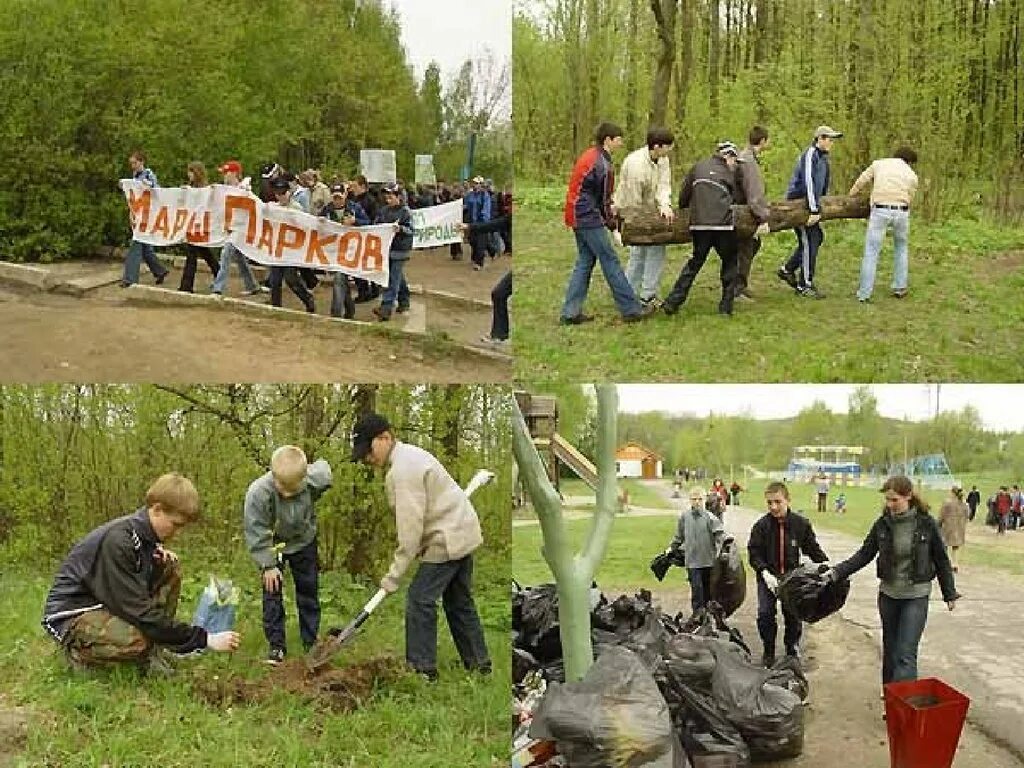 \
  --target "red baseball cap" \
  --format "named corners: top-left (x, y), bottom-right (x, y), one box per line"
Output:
top-left (217, 160), bottom-right (242, 175)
